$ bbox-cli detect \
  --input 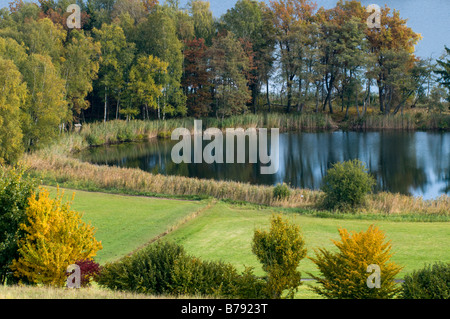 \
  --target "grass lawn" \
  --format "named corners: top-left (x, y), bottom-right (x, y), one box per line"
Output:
top-left (46, 186), bottom-right (210, 263)
top-left (39, 186), bottom-right (448, 299)
top-left (162, 202), bottom-right (450, 279)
